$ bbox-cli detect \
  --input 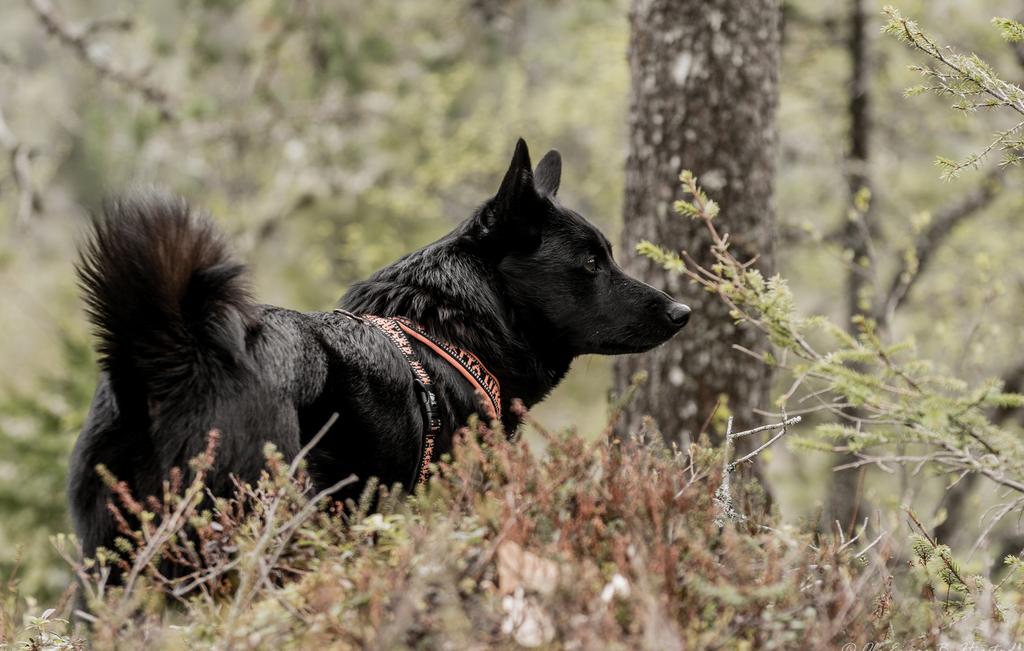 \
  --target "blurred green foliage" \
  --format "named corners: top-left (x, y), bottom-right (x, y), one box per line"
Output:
top-left (0, 331), bottom-right (93, 597)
